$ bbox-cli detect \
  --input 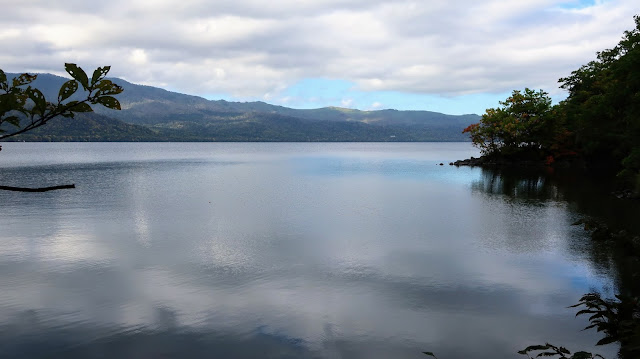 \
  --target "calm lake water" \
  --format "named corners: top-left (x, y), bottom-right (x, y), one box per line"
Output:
top-left (0, 142), bottom-right (622, 358)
